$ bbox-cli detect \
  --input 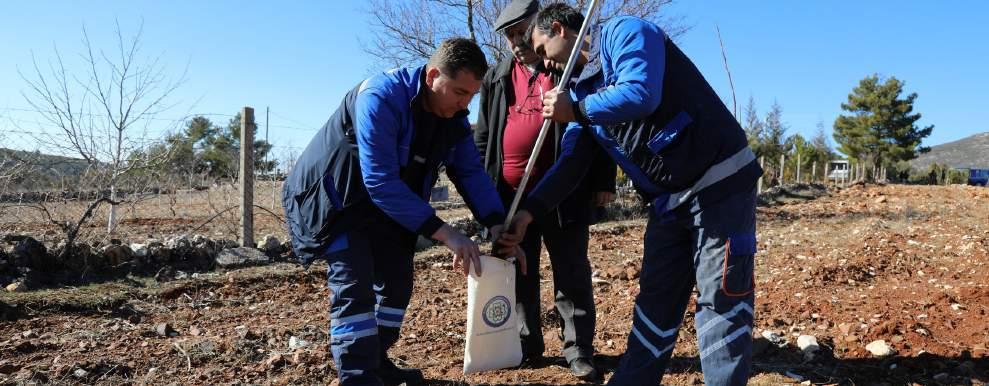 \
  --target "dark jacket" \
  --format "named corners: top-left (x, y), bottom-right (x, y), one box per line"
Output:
top-left (475, 58), bottom-right (617, 226)
top-left (283, 66), bottom-right (505, 265)
top-left (521, 16), bottom-right (762, 219)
